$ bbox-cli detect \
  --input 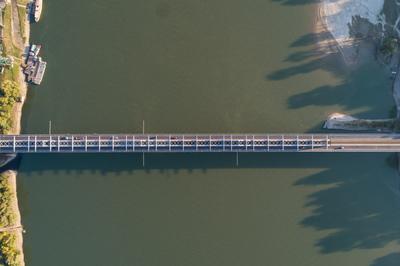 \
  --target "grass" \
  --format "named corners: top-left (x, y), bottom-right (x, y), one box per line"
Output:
top-left (16, 6), bottom-right (26, 44)
top-left (2, 5), bottom-right (22, 59)
top-left (16, 0), bottom-right (29, 45)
